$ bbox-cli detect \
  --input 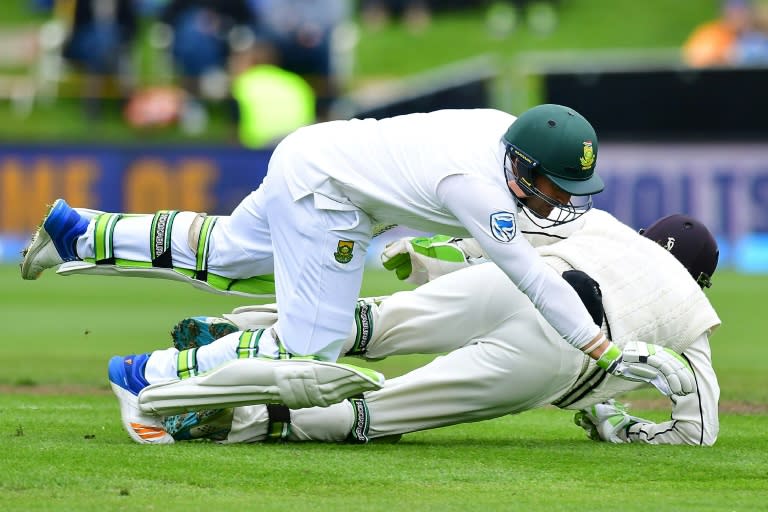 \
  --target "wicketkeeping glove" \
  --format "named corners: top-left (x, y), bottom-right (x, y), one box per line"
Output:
top-left (596, 341), bottom-right (695, 397)
top-left (573, 400), bottom-right (651, 443)
top-left (380, 235), bottom-right (486, 285)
